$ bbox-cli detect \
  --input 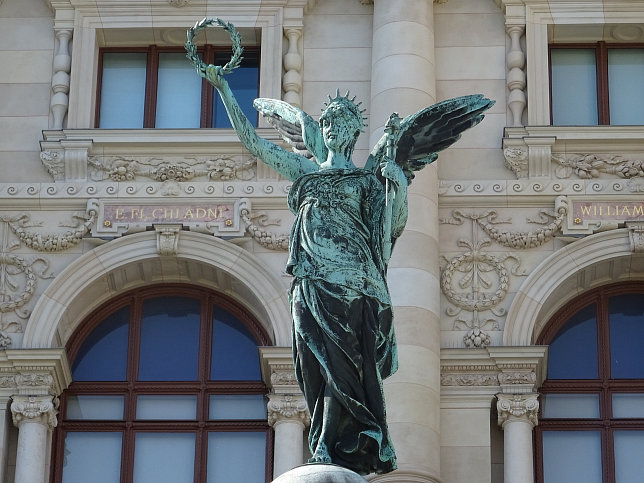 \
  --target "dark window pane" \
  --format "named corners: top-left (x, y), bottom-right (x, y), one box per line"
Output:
top-left (72, 307), bottom-right (129, 381)
top-left (138, 297), bottom-right (200, 381)
top-left (211, 308), bottom-right (260, 380)
top-left (213, 55), bottom-right (258, 128)
top-left (610, 294), bottom-right (644, 378)
top-left (548, 303), bottom-right (598, 379)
